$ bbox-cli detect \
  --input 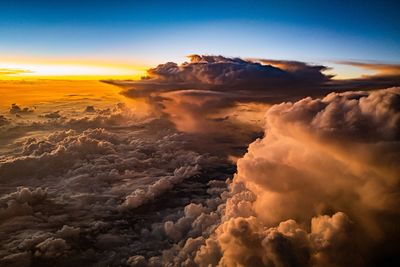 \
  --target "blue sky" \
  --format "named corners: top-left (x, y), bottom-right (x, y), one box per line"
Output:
top-left (1, 0), bottom-right (399, 66)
